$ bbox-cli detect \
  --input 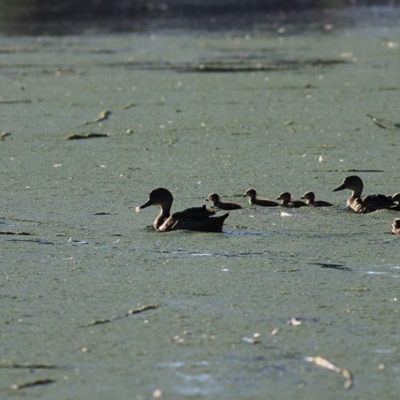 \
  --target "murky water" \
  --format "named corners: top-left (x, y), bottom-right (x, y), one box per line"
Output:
top-left (1, 10), bottom-right (400, 399)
